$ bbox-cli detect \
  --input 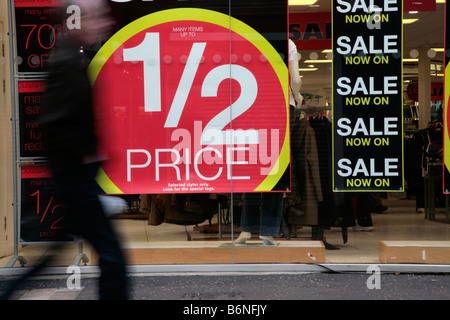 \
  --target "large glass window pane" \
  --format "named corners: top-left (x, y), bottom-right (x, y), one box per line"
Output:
top-left (288, 0), bottom-right (450, 265)
top-left (5, 0), bottom-right (450, 270)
